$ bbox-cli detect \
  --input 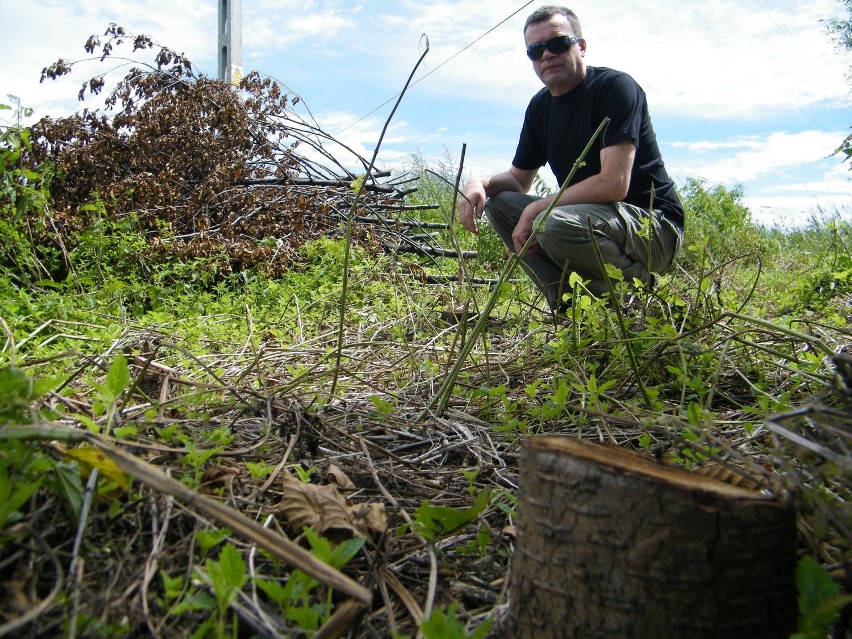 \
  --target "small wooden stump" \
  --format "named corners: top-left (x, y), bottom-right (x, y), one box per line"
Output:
top-left (508, 436), bottom-right (797, 639)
